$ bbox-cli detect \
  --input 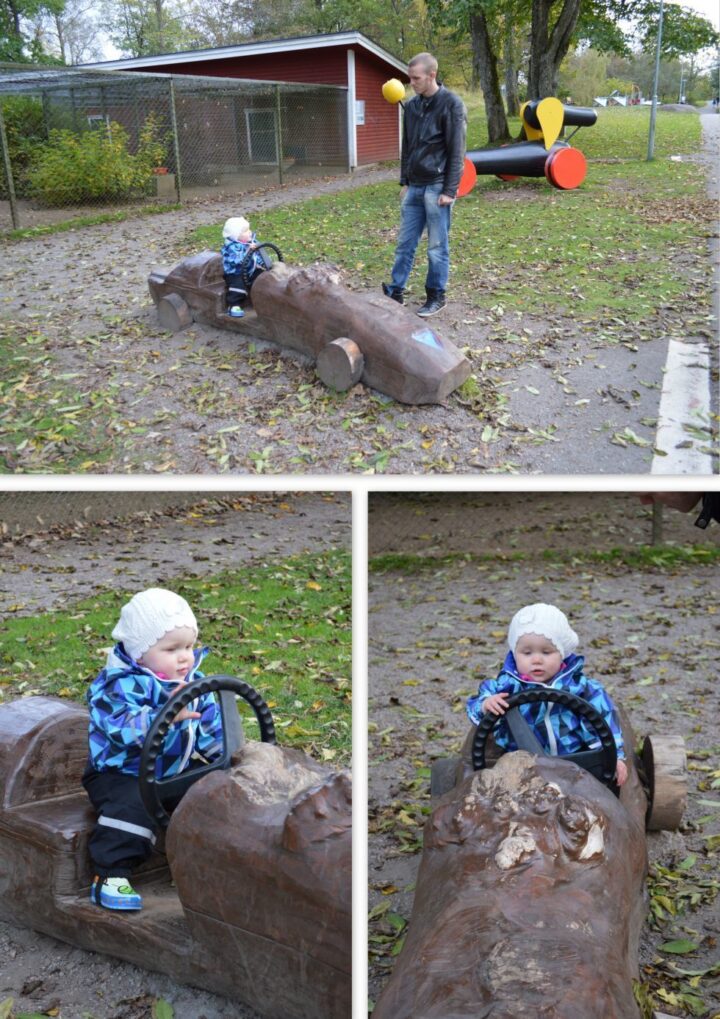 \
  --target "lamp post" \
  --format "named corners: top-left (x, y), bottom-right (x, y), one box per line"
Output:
top-left (647, 0), bottom-right (665, 160)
